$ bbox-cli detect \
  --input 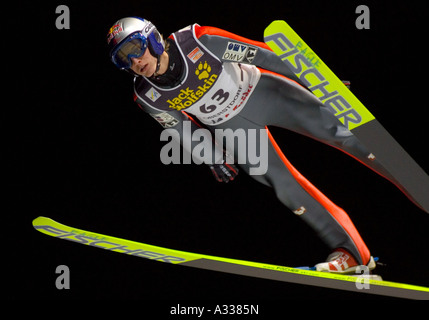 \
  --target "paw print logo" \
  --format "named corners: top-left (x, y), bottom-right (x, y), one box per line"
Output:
top-left (195, 61), bottom-right (211, 80)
